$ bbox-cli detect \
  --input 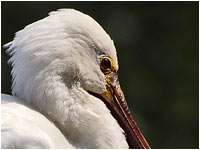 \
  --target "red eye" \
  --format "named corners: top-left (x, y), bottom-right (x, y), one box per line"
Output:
top-left (100, 57), bottom-right (111, 73)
